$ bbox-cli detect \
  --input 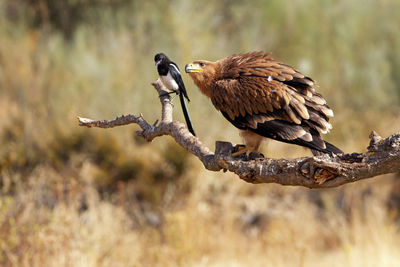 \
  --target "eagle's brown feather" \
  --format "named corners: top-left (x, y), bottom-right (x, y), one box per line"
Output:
top-left (186, 51), bottom-right (342, 155)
